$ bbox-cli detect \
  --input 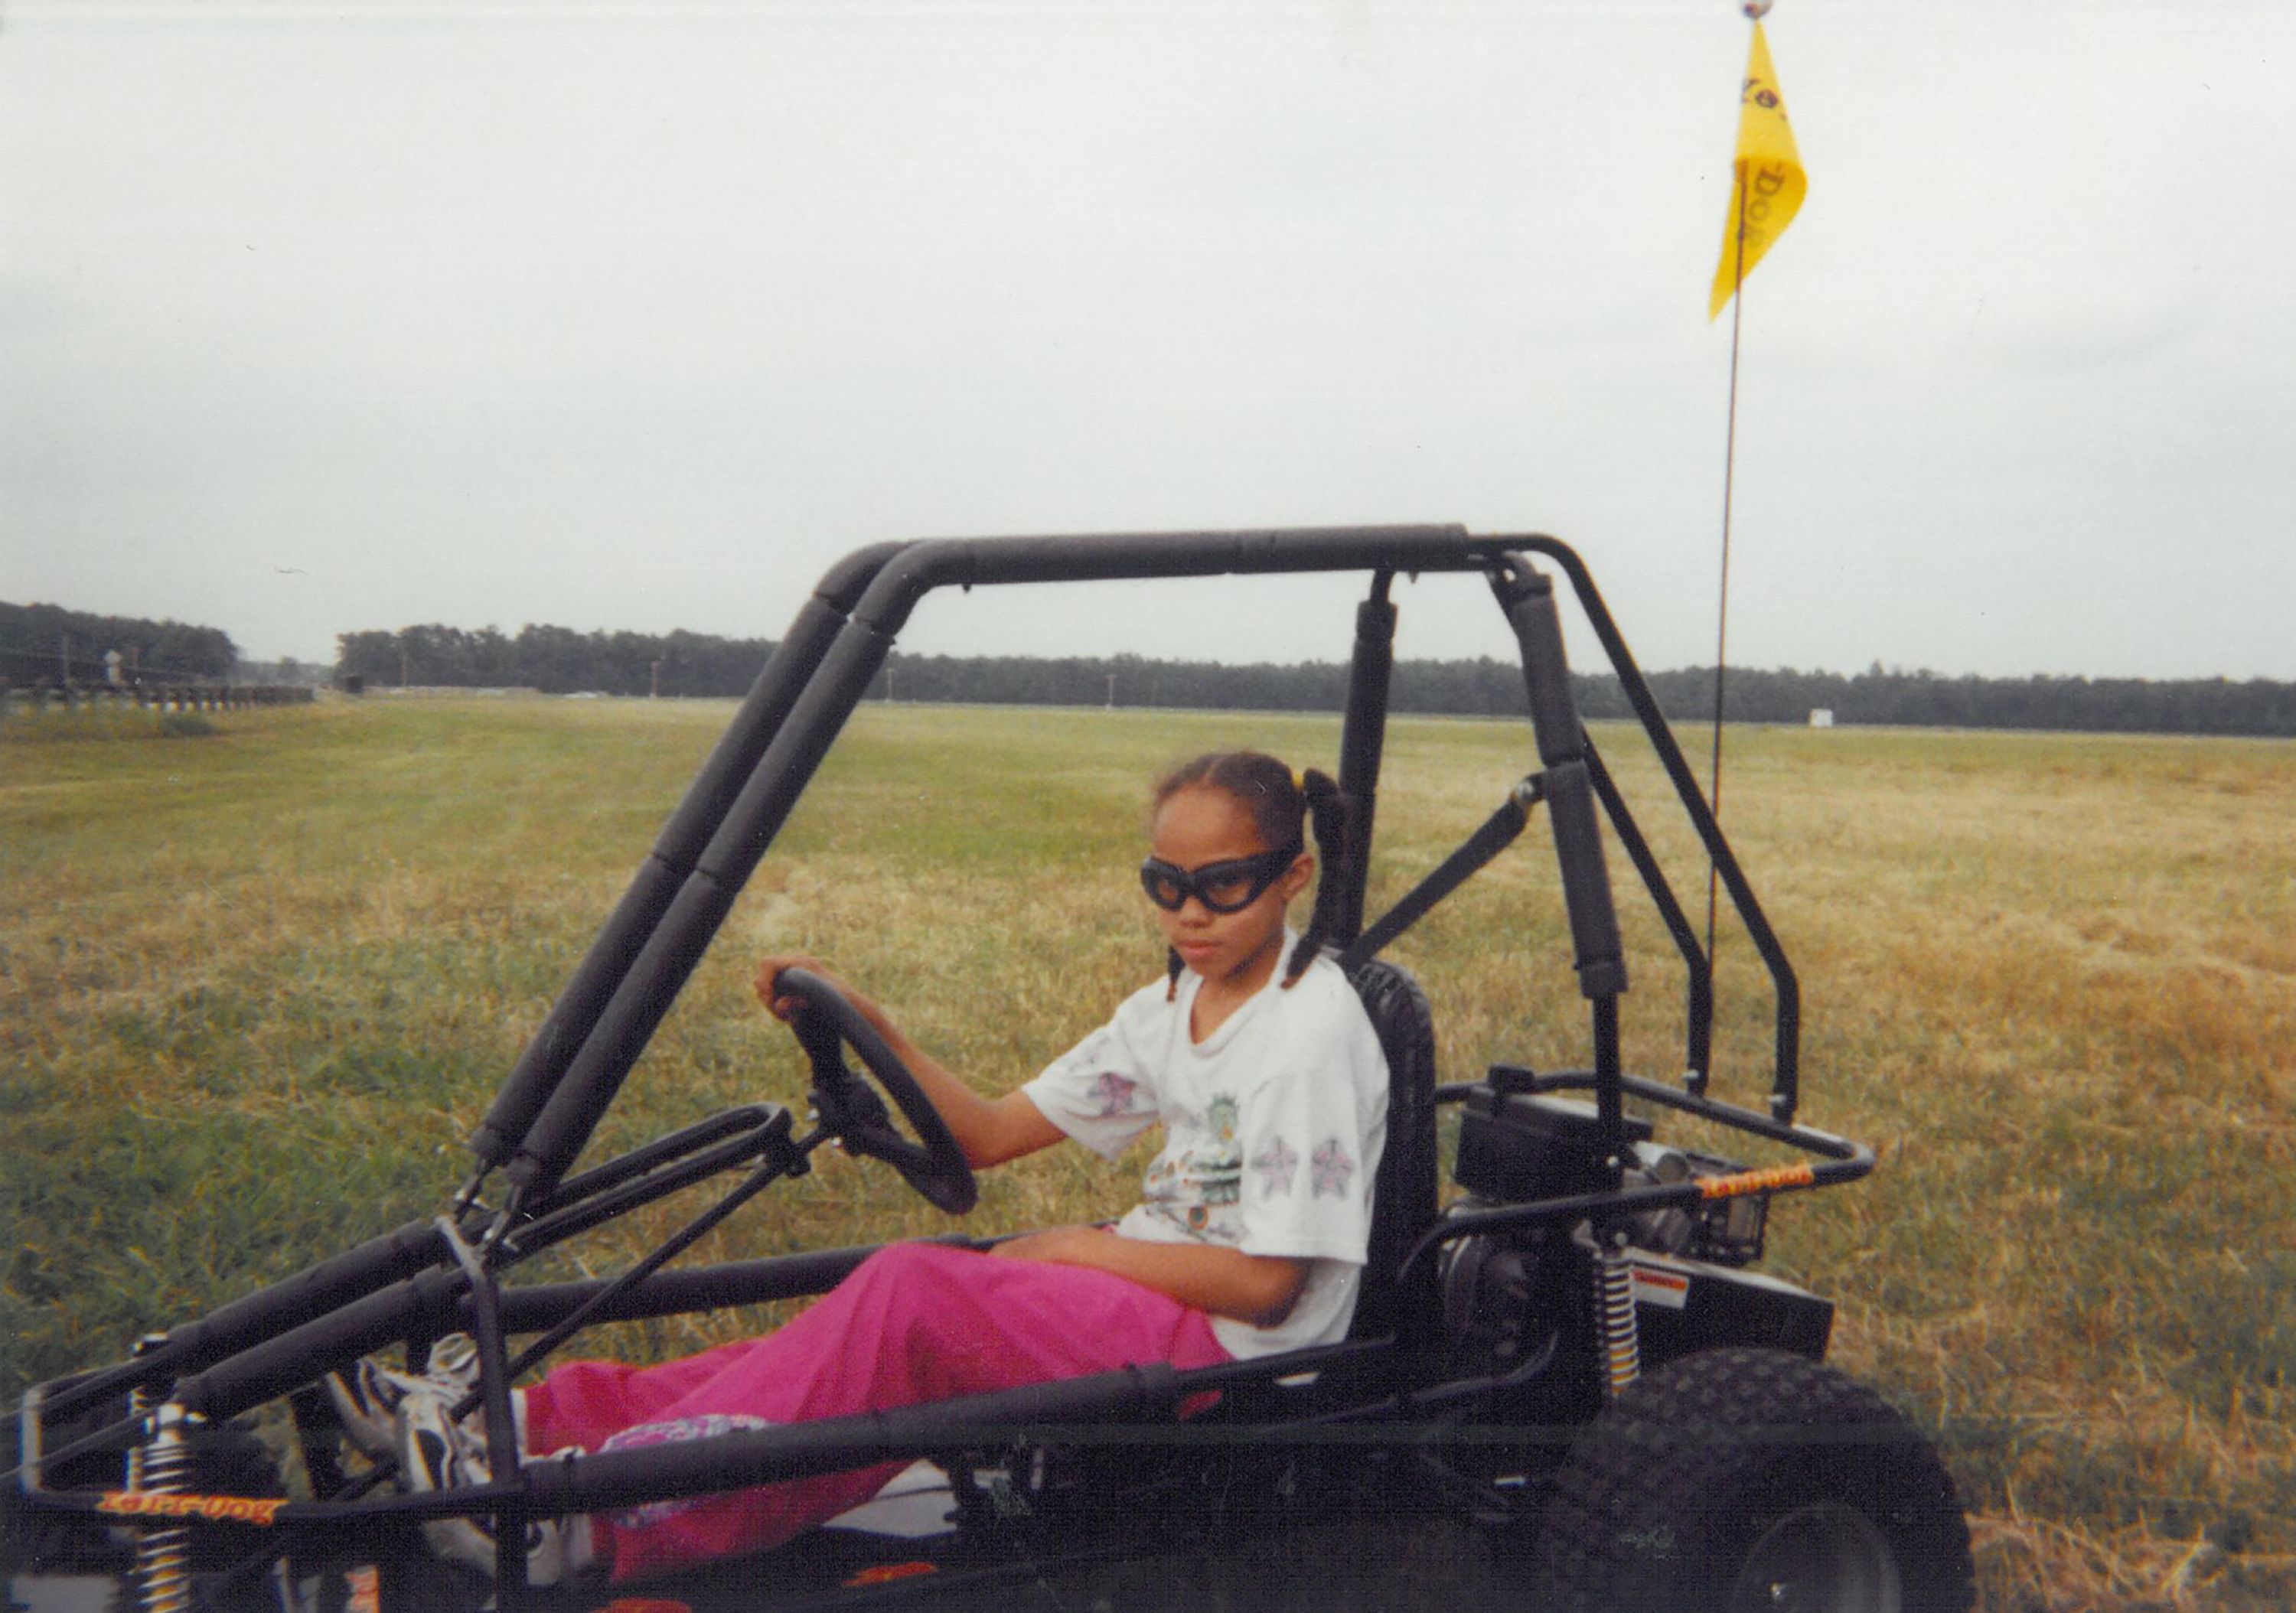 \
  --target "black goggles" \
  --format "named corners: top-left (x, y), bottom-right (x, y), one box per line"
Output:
top-left (1138, 844), bottom-right (1303, 914)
